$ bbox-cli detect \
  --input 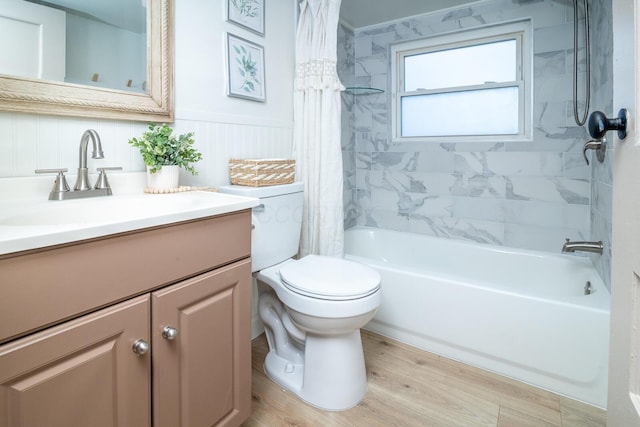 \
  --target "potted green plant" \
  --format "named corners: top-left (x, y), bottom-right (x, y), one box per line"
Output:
top-left (128, 123), bottom-right (202, 191)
